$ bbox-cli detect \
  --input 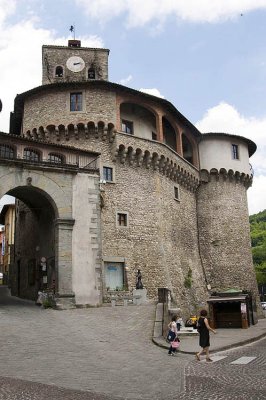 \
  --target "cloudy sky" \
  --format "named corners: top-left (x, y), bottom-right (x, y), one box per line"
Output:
top-left (0, 0), bottom-right (266, 214)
